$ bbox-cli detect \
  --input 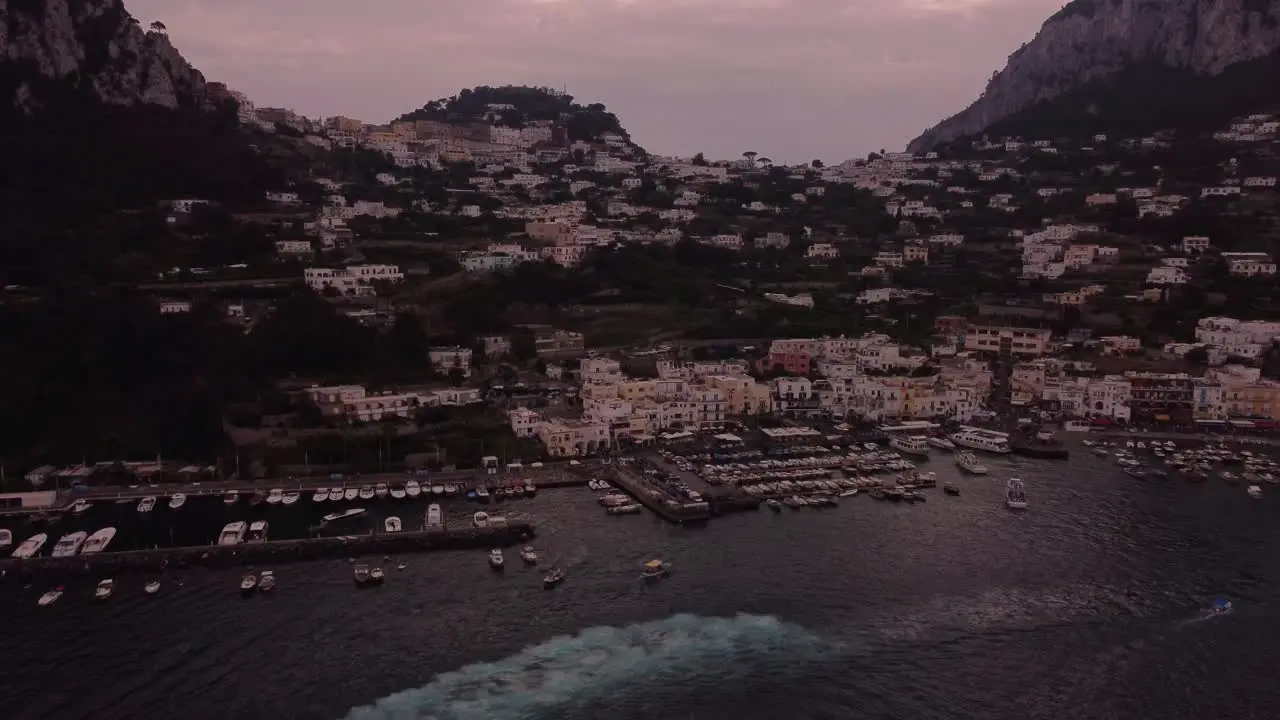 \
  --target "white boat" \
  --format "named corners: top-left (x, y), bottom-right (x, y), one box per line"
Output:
top-left (358, 486), bottom-right (375, 500)
top-left (955, 451), bottom-right (989, 475)
top-left (525, 484), bottom-right (537, 495)
top-left (425, 503), bottom-right (443, 528)
top-left (889, 435), bottom-right (931, 457)
top-left (384, 516), bottom-right (402, 532)
top-left (375, 483), bottom-right (389, 498)
top-left (1248, 484), bottom-right (1263, 499)
top-left (12, 532), bottom-right (47, 559)
top-left (520, 546), bottom-right (538, 564)
top-left (0, 529), bottom-right (10, 552)
top-left (390, 486), bottom-right (406, 500)
top-left (259, 570), bottom-right (276, 592)
top-left (431, 484), bottom-right (445, 496)
top-left (406, 480), bottom-right (422, 498)
top-left (322, 508), bottom-right (367, 523)
top-left (370, 567), bottom-right (385, 584)
top-left (641, 559), bottom-right (671, 580)
top-left (169, 493), bottom-right (186, 509)
top-left (281, 490), bottom-right (300, 506)
top-left (488, 548), bottom-right (505, 570)
top-left (353, 565), bottom-right (371, 585)
top-left (329, 488), bottom-right (344, 501)
top-left (223, 490), bottom-right (239, 505)
top-left (344, 488), bottom-right (359, 501)
top-left (218, 521), bottom-right (248, 546)
top-left (266, 489), bottom-right (284, 504)
top-left (1005, 477), bottom-right (1028, 510)
top-left (475, 487), bottom-right (490, 502)
top-left (137, 496), bottom-right (156, 513)
top-left (312, 488), bottom-right (328, 502)
top-left (444, 483), bottom-right (459, 496)
top-left (240, 574), bottom-right (258, 594)
top-left (70, 498), bottom-right (92, 514)
top-left (599, 494), bottom-right (631, 507)
top-left (51, 531), bottom-right (88, 558)
top-left (607, 503), bottom-right (642, 515)
top-left (926, 436), bottom-right (956, 451)
top-left (864, 442), bottom-right (879, 451)
top-left (144, 581), bottom-right (161, 595)
top-left (473, 511), bottom-right (491, 528)
top-left (94, 578), bottom-right (114, 600)
top-left (950, 428), bottom-right (1012, 454)
top-left (248, 520), bottom-right (268, 541)
top-left (38, 588), bottom-right (63, 607)
top-left (81, 527), bottom-right (117, 554)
